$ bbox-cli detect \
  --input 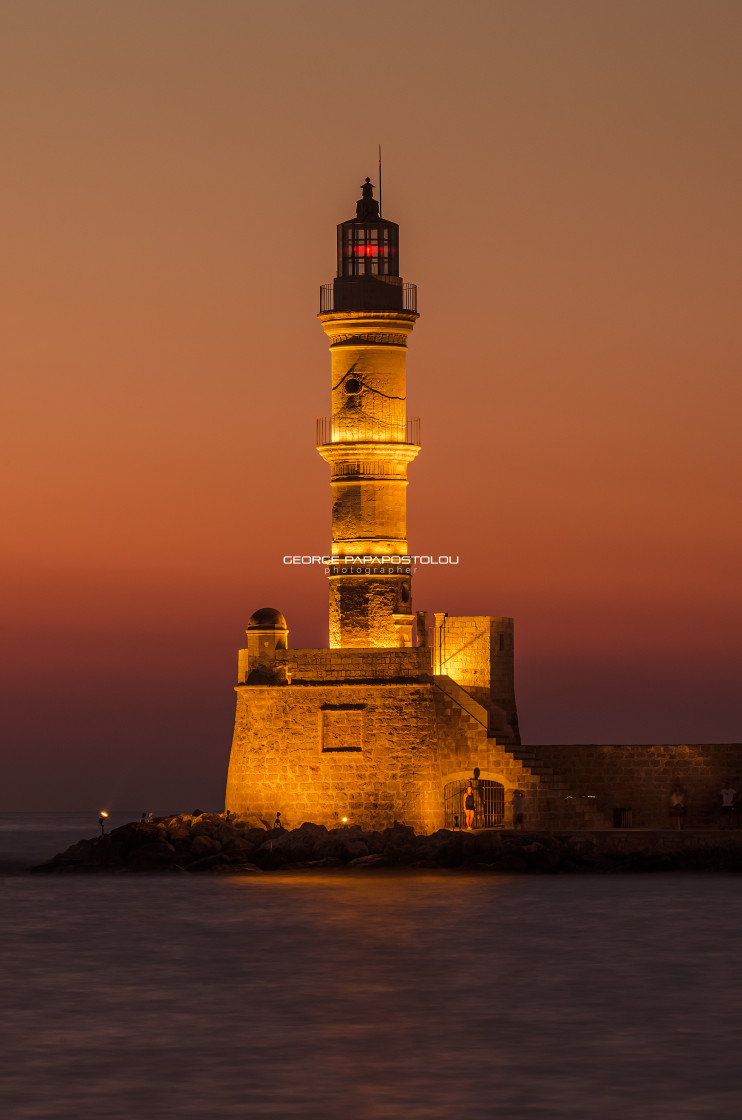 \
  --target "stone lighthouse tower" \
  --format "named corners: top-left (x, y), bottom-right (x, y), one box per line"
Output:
top-left (317, 177), bottom-right (420, 650)
top-left (226, 174), bottom-right (529, 834)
